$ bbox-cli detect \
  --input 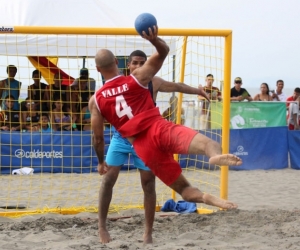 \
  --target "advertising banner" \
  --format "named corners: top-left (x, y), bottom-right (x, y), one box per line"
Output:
top-left (0, 131), bottom-right (101, 174)
top-left (0, 131), bottom-right (140, 174)
top-left (179, 127), bottom-right (289, 171)
top-left (211, 102), bottom-right (287, 129)
top-left (0, 127), bottom-right (294, 174)
top-left (229, 127), bottom-right (288, 170)
top-left (288, 131), bottom-right (300, 170)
